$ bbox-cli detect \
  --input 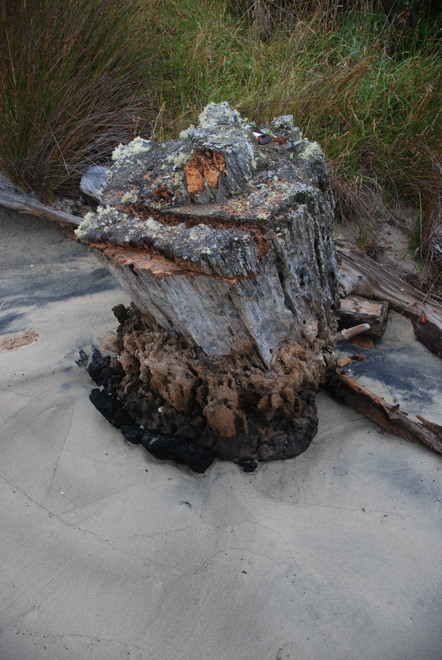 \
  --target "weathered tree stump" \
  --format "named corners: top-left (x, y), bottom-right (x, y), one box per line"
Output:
top-left (75, 102), bottom-right (340, 462)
